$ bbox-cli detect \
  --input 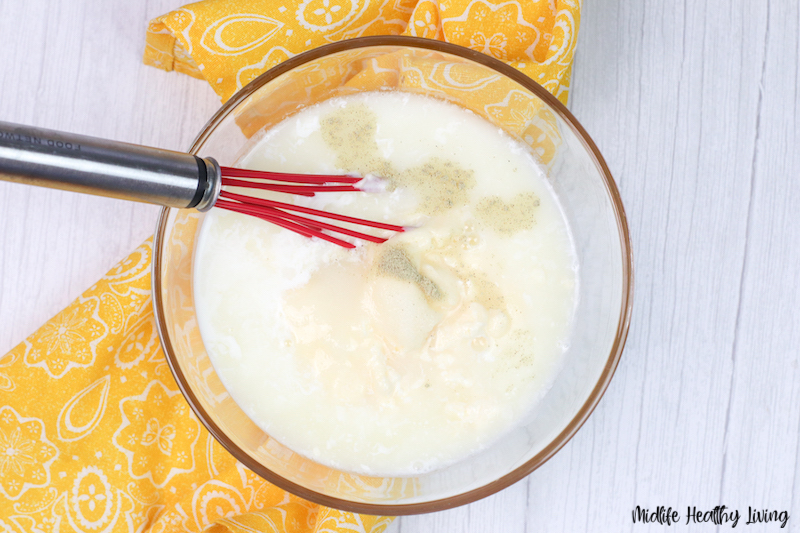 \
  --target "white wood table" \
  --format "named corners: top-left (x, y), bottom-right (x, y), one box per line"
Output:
top-left (1, 0), bottom-right (798, 530)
